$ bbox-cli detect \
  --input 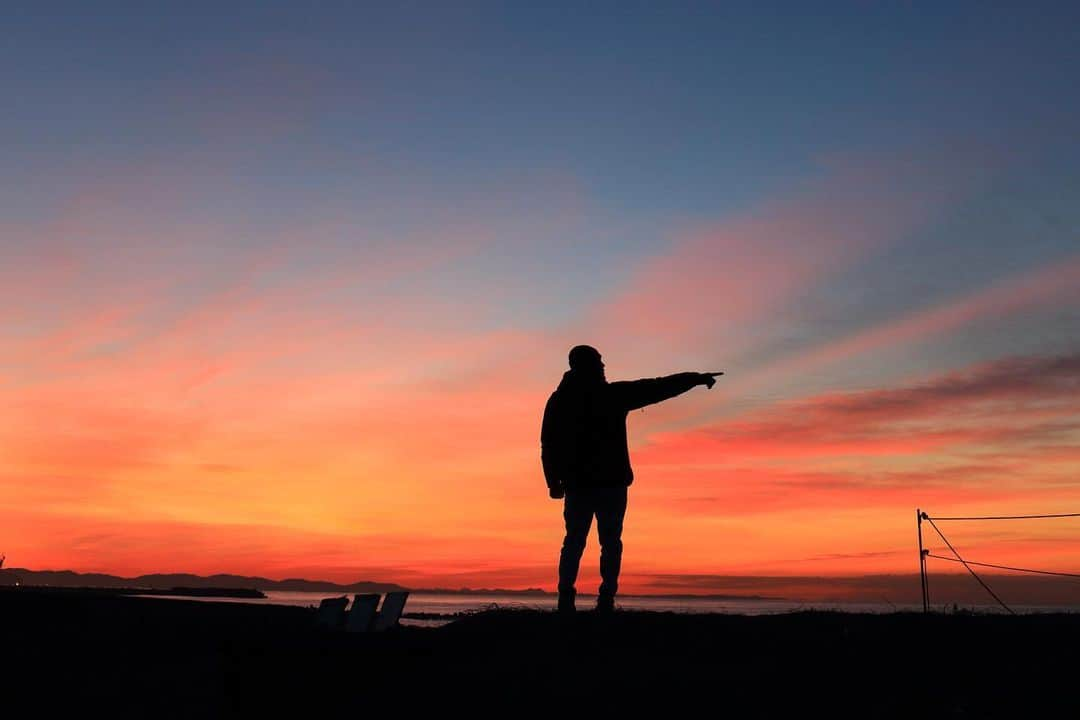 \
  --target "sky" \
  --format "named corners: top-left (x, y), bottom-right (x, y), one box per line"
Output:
top-left (2, 1), bottom-right (1079, 596)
